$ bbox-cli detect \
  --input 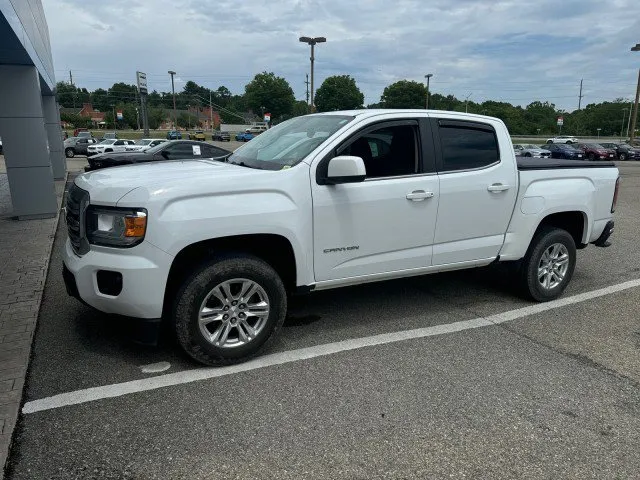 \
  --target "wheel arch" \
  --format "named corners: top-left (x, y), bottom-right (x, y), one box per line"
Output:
top-left (162, 234), bottom-right (297, 318)
top-left (532, 211), bottom-right (588, 249)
